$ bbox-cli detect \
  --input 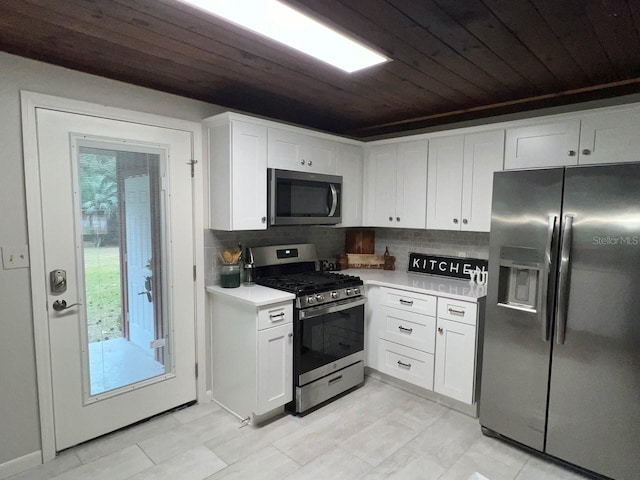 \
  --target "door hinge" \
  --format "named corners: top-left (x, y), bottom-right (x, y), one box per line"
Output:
top-left (195, 362), bottom-right (198, 378)
top-left (188, 159), bottom-right (198, 178)
top-left (193, 265), bottom-right (196, 281)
